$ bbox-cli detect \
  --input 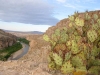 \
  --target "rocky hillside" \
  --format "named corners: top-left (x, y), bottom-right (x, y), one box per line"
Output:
top-left (0, 29), bottom-right (17, 50)
top-left (45, 10), bottom-right (100, 36)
